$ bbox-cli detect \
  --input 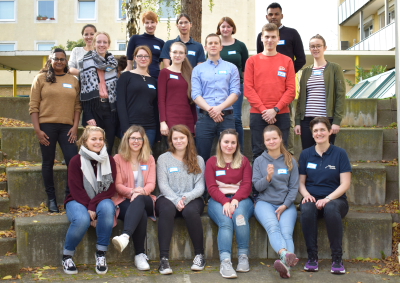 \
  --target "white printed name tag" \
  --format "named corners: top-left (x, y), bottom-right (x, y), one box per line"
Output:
top-left (228, 50), bottom-right (237, 55)
top-left (170, 74), bottom-right (179, 80)
top-left (63, 83), bottom-right (72, 88)
top-left (188, 50), bottom-right (196, 56)
top-left (169, 167), bottom-right (179, 173)
top-left (216, 170), bottom-right (226, 176)
top-left (307, 163), bottom-right (317, 169)
top-left (153, 45), bottom-right (160, 50)
top-left (141, 165), bottom-right (148, 171)
top-left (278, 40), bottom-right (286, 45)
top-left (313, 70), bottom-right (323, 76)
top-left (148, 84), bottom-right (156, 89)
top-left (278, 169), bottom-right (288, 174)
top-left (218, 70), bottom-right (227, 75)
top-left (277, 71), bottom-right (286, 77)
